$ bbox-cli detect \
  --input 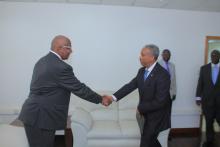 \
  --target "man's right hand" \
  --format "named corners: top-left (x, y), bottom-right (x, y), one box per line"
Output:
top-left (102, 95), bottom-right (113, 106)
top-left (196, 100), bottom-right (201, 106)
